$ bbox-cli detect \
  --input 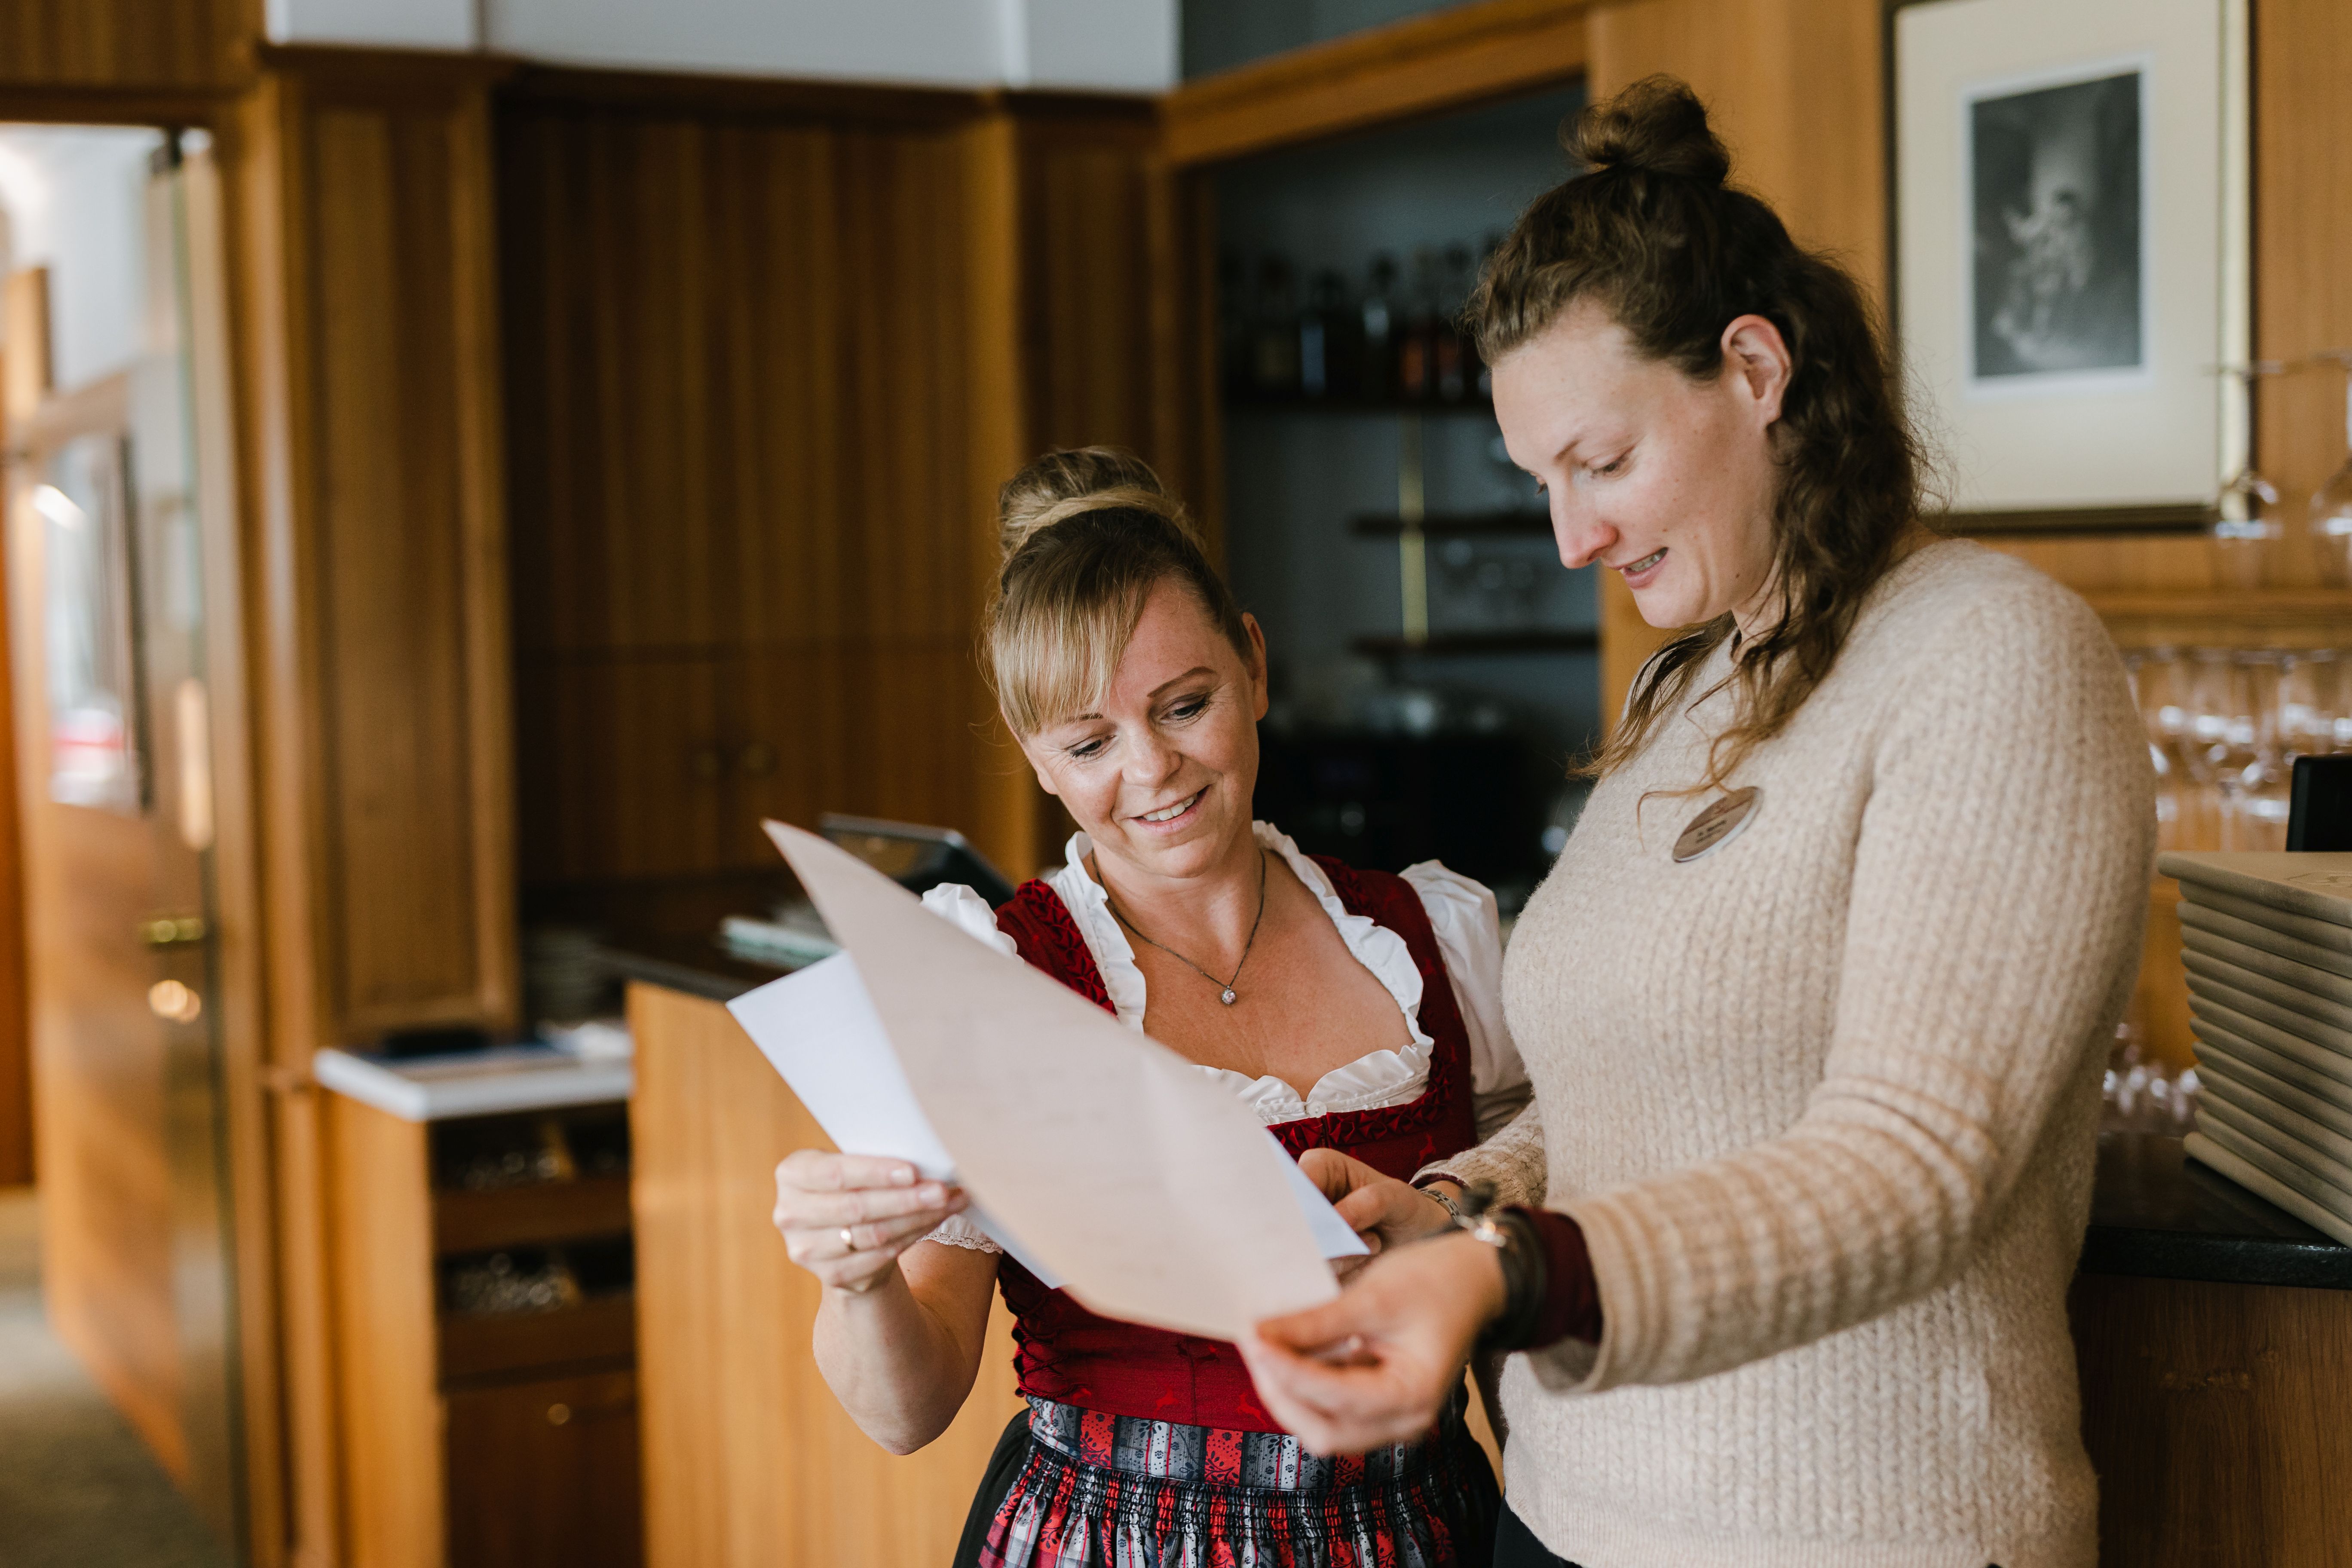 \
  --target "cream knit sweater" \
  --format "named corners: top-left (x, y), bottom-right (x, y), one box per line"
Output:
top-left (1443, 542), bottom-right (2152, 1568)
